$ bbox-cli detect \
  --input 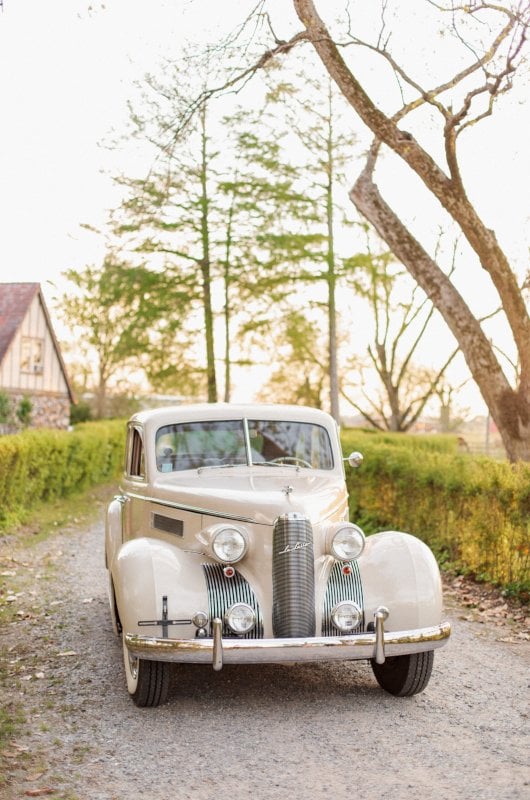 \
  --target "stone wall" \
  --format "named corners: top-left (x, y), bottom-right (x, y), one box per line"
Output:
top-left (0, 391), bottom-right (70, 432)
